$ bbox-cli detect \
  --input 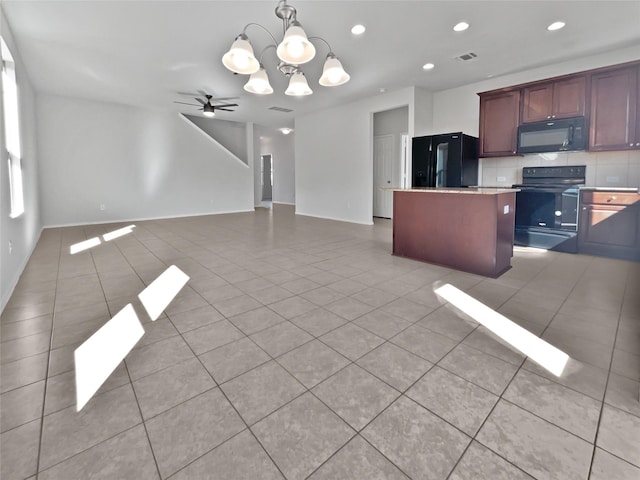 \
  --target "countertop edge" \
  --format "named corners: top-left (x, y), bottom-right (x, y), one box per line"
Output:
top-left (392, 188), bottom-right (520, 195)
top-left (579, 187), bottom-right (639, 193)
